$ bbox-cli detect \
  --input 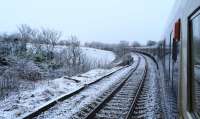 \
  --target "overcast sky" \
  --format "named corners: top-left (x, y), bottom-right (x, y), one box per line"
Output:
top-left (0, 0), bottom-right (175, 45)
